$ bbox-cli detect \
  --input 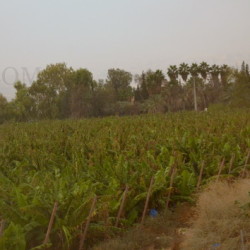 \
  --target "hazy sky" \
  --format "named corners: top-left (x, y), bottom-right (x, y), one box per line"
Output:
top-left (1, 0), bottom-right (250, 99)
